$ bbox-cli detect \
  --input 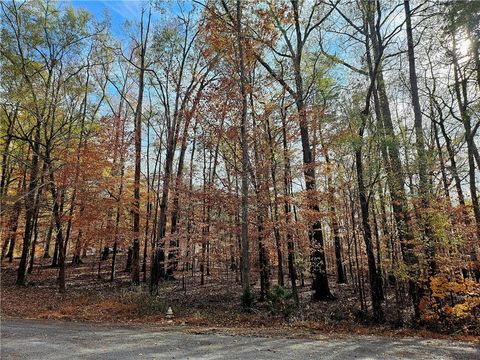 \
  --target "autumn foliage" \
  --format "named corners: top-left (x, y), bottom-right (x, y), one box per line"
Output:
top-left (1, 0), bottom-right (479, 336)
